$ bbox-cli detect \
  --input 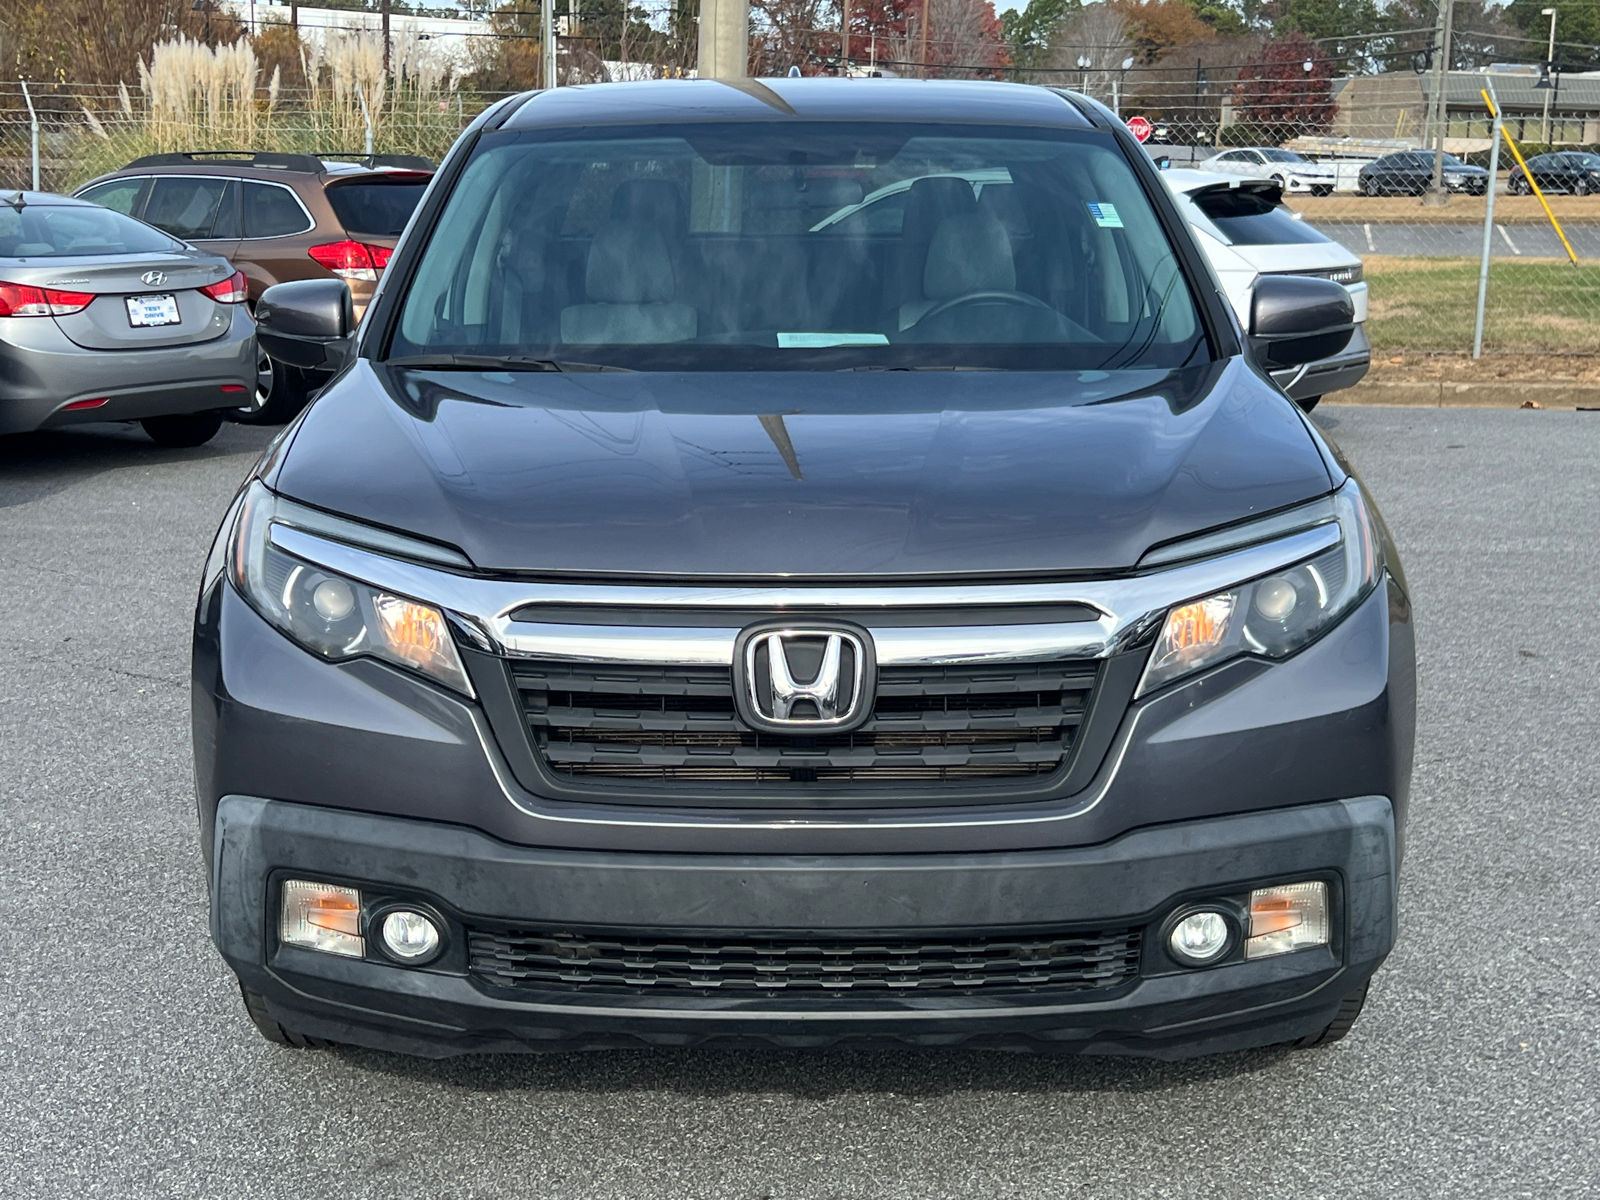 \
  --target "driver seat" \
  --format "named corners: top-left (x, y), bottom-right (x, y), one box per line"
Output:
top-left (898, 211), bottom-right (1017, 331)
